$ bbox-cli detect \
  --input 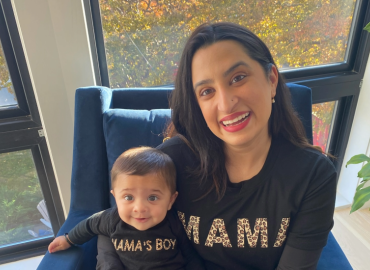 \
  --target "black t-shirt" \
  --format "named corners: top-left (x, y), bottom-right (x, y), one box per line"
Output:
top-left (68, 207), bottom-right (204, 270)
top-left (157, 135), bottom-right (337, 270)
